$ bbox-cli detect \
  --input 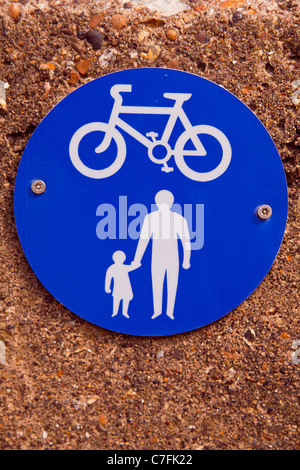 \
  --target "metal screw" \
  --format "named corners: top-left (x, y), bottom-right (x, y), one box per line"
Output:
top-left (257, 204), bottom-right (272, 220)
top-left (31, 180), bottom-right (46, 195)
